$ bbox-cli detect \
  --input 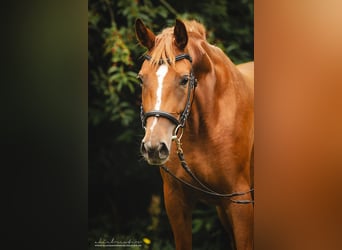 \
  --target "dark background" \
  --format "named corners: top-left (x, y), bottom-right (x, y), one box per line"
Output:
top-left (88, 0), bottom-right (253, 249)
